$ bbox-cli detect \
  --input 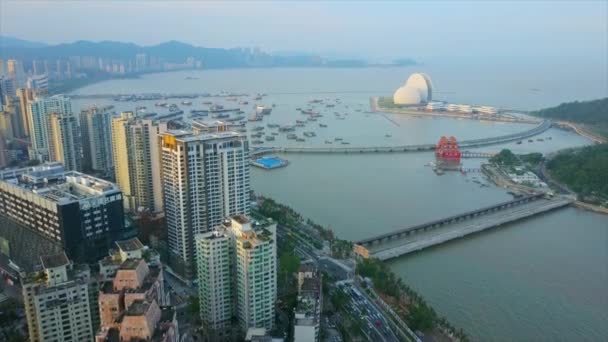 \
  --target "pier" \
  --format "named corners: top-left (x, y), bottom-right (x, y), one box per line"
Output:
top-left (251, 120), bottom-right (551, 156)
top-left (354, 194), bottom-right (573, 261)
